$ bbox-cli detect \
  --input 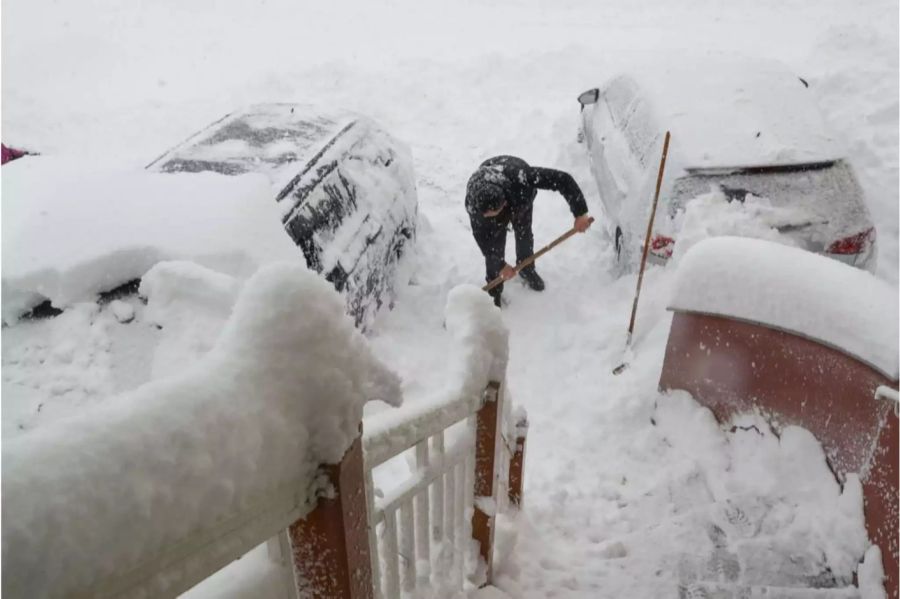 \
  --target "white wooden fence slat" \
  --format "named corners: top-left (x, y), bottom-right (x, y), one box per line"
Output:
top-left (365, 470), bottom-right (382, 599)
top-left (455, 459), bottom-right (467, 588)
top-left (383, 507), bottom-right (400, 599)
top-left (415, 489), bottom-right (431, 564)
top-left (445, 465), bottom-right (456, 545)
top-left (400, 500), bottom-right (416, 592)
top-left (431, 432), bottom-right (445, 543)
